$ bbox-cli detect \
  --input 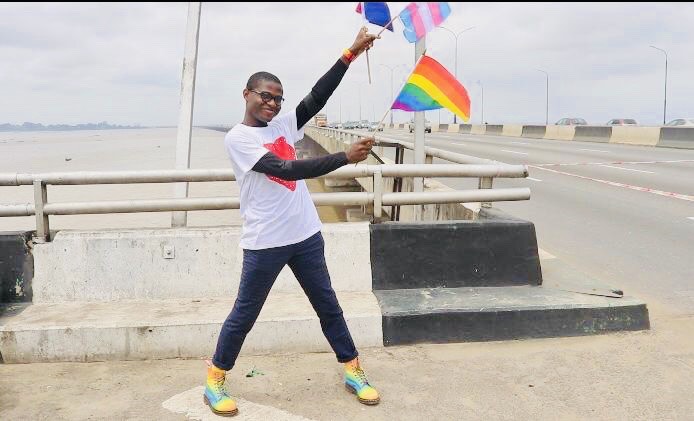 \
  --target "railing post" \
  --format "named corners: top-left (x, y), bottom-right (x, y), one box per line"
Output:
top-left (479, 176), bottom-right (493, 208)
top-left (33, 180), bottom-right (50, 242)
top-left (425, 154), bottom-right (433, 164)
top-left (373, 168), bottom-right (383, 220)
